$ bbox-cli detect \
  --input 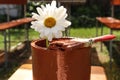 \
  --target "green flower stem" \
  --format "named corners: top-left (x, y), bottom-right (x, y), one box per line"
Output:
top-left (46, 38), bottom-right (49, 48)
